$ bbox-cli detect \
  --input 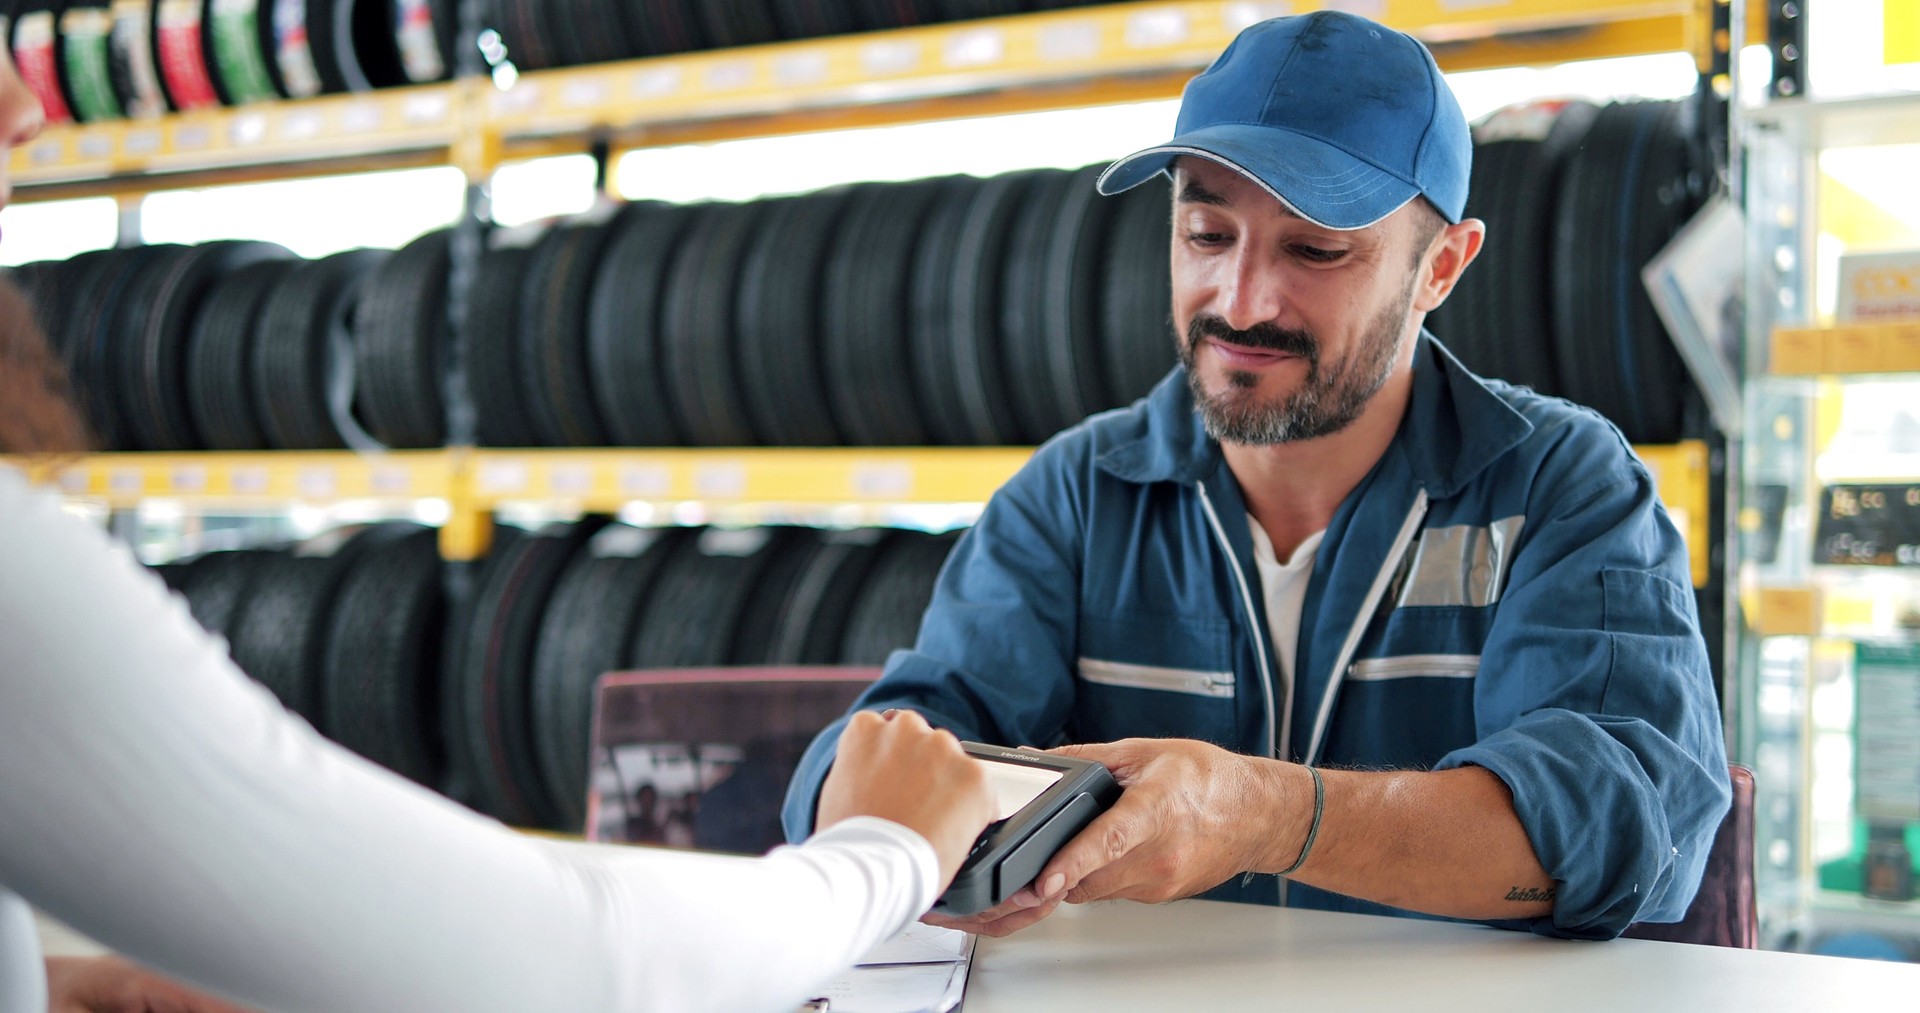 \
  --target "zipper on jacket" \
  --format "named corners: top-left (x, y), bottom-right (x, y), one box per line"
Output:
top-left (1304, 490), bottom-right (1431, 766)
top-left (1079, 658), bottom-right (1237, 698)
top-left (1195, 481), bottom-right (1281, 761)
